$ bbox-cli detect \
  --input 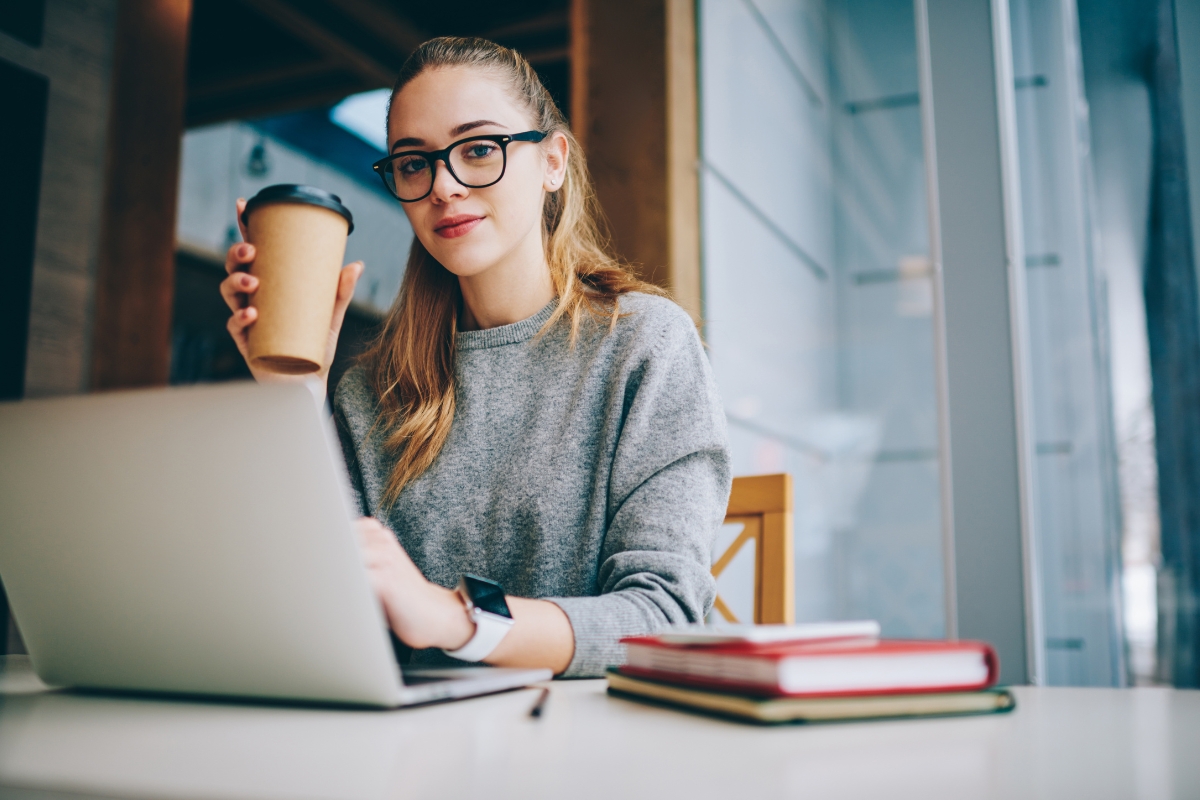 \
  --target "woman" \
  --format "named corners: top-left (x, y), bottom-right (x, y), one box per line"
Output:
top-left (220, 37), bottom-right (730, 678)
